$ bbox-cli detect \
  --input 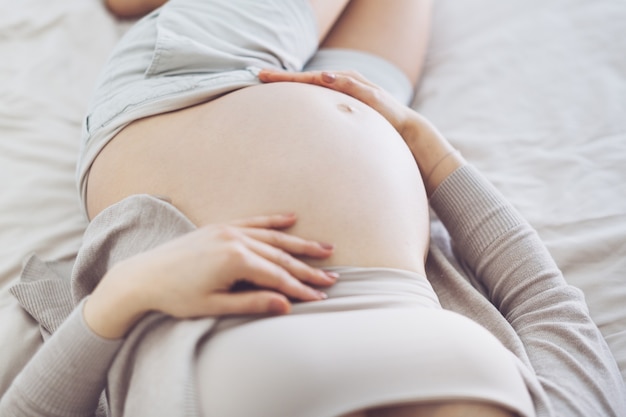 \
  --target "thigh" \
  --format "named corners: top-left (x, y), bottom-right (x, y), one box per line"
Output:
top-left (321, 0), bottom-right (433, 85)
top-left (307, 0), bottom-right (351, 41)
top-left (196, 307), bottom-right (533, 417)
